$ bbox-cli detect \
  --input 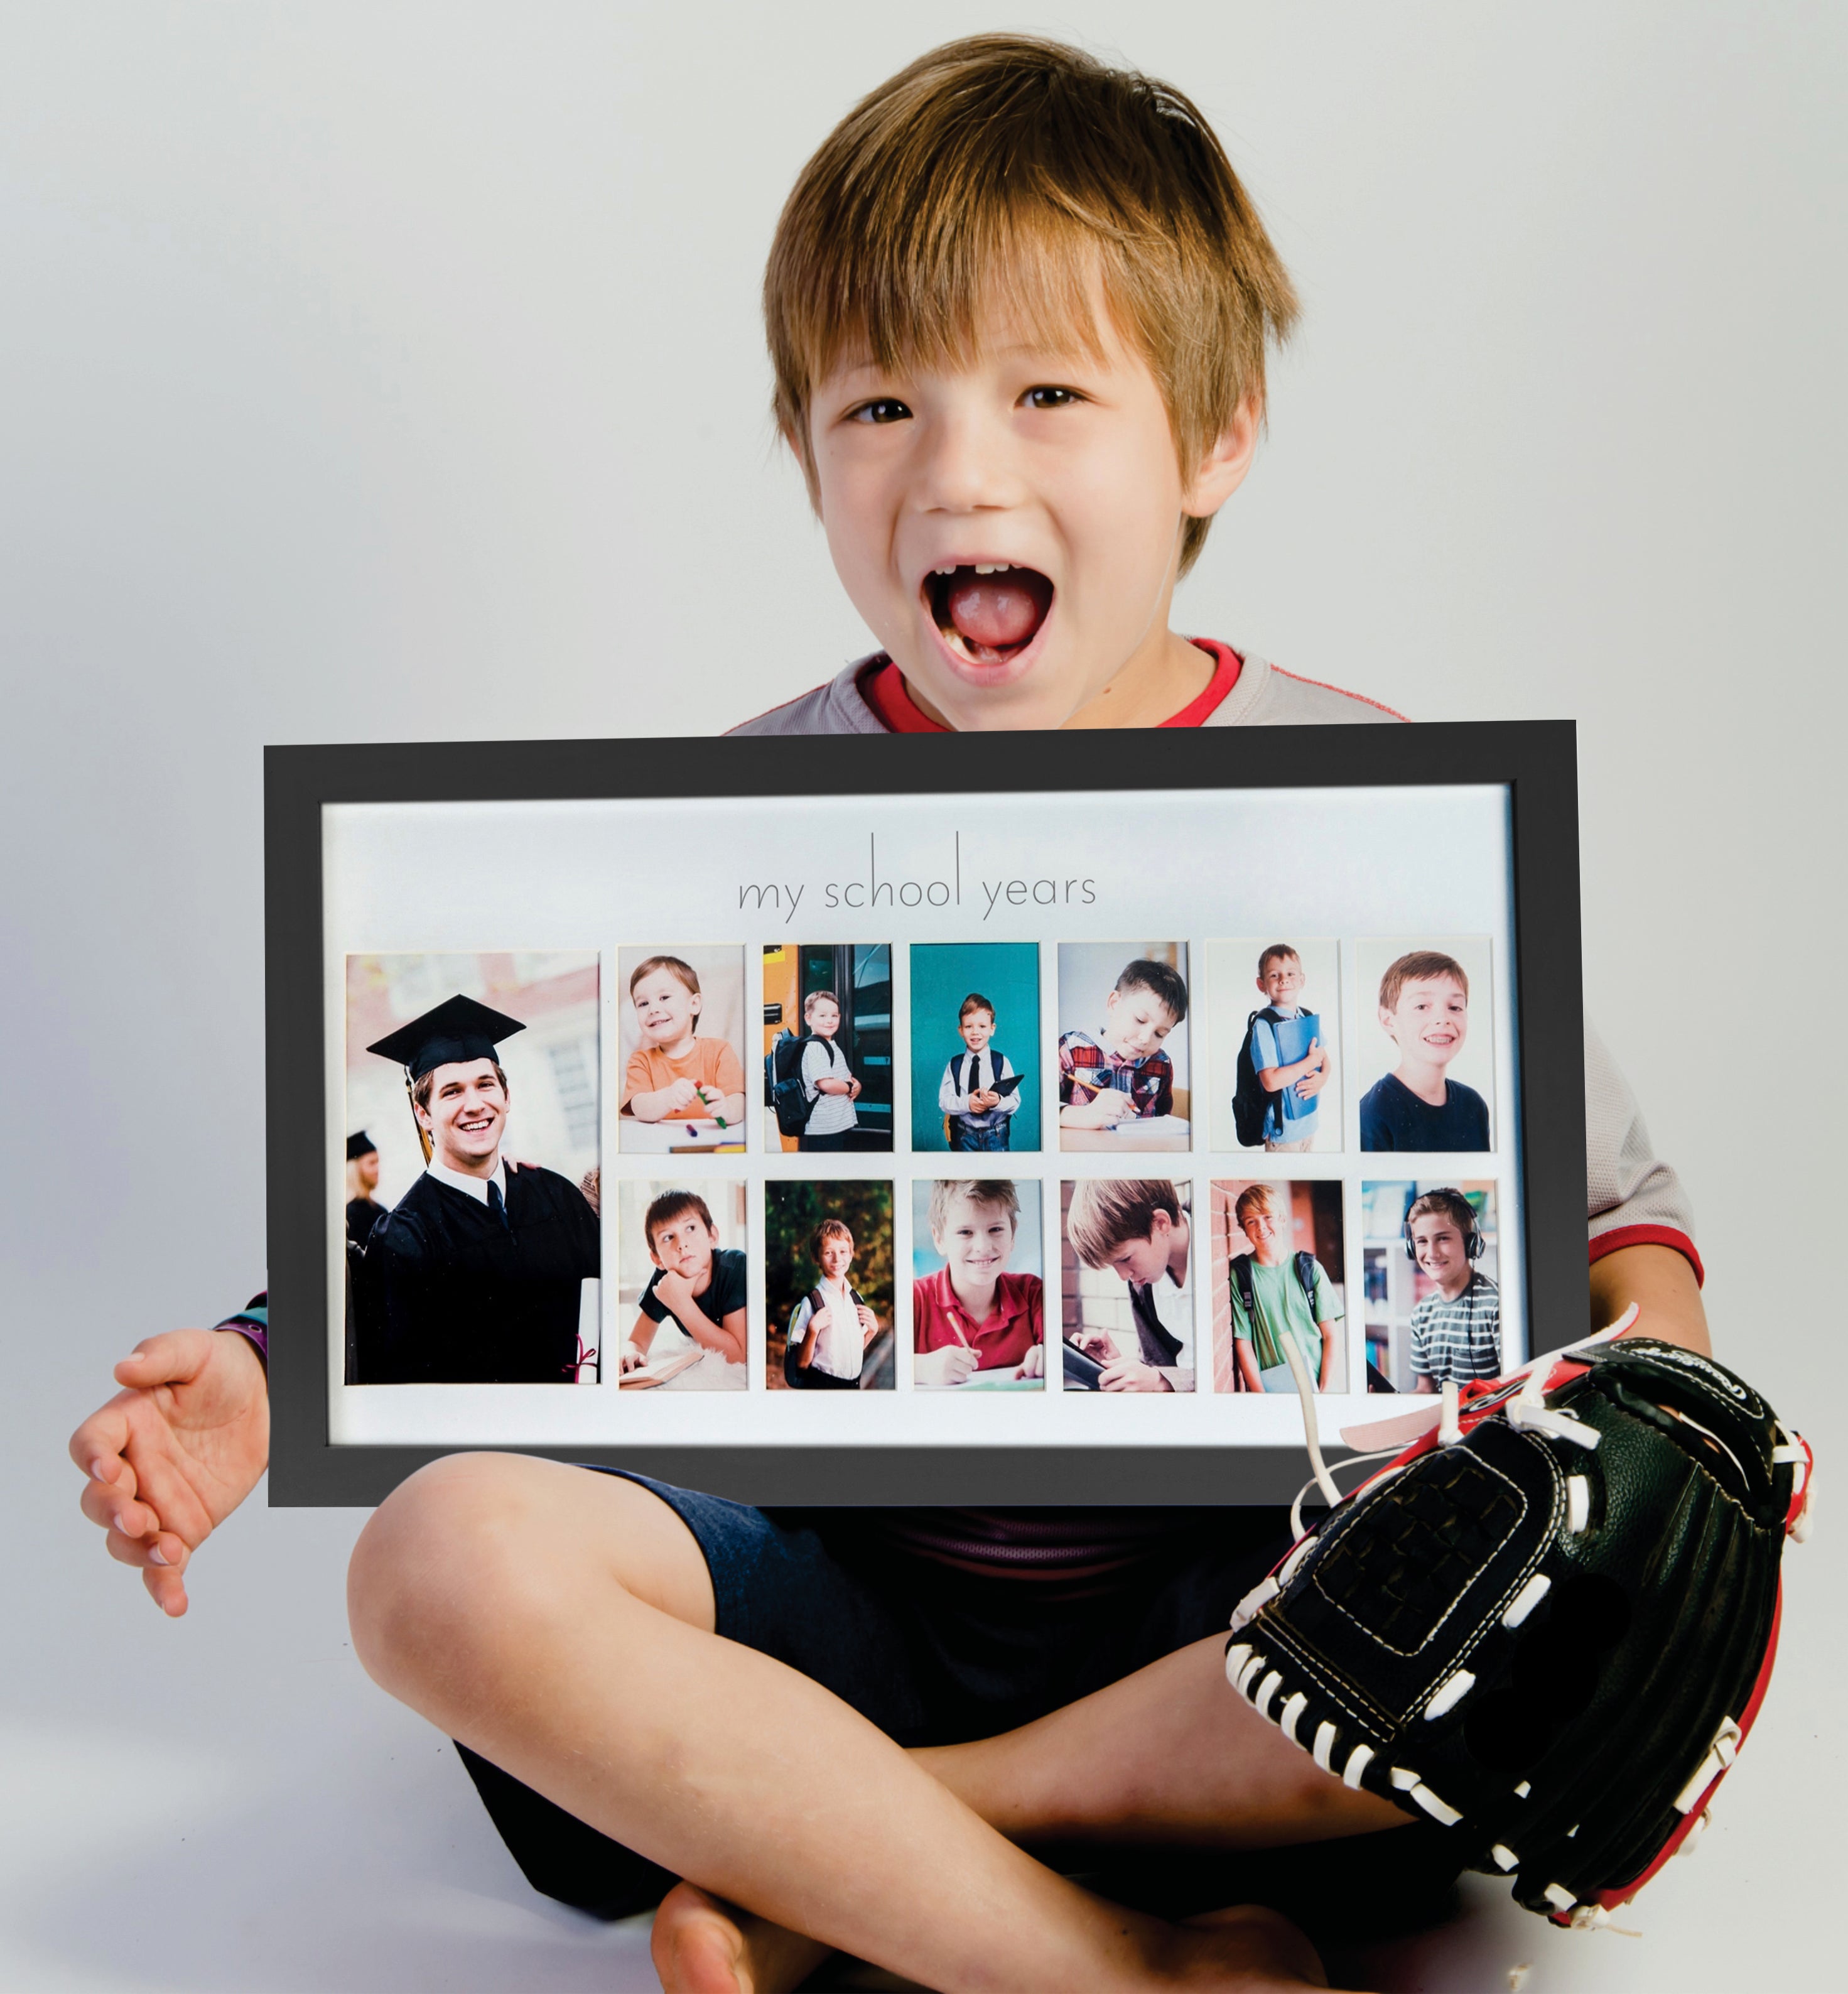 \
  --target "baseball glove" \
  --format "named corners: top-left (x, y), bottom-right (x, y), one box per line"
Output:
top-left (1226, 1322), bottom-right (1812, 1929)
